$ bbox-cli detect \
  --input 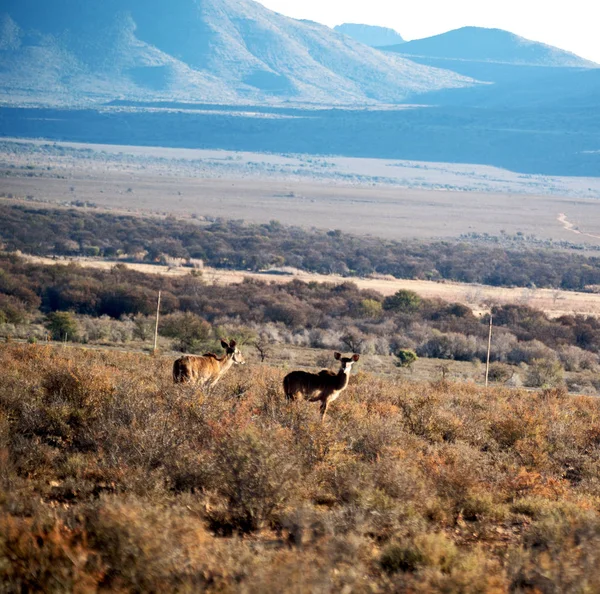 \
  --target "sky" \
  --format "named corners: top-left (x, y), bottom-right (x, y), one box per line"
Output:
top-left (256, 0), bottom-right (600, 64)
